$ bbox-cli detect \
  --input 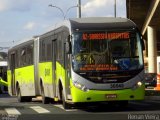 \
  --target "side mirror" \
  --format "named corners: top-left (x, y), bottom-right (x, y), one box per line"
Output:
top-left (141, 35), bottom-right (145, 51)
top-left (142, 39), bottom-right (145, 51)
